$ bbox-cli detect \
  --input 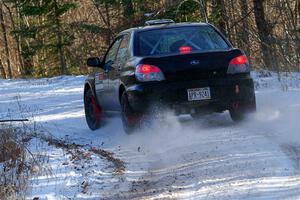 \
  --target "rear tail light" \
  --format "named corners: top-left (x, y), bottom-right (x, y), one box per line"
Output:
top-left (135, 64), bottom-right (165, 82)
top-left (227, 55), bottom-right (250, 74)
top-left (179, 46), bottom-right (192, 54)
